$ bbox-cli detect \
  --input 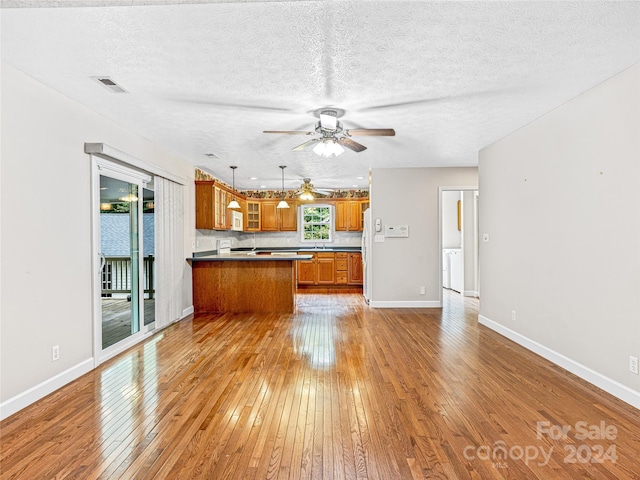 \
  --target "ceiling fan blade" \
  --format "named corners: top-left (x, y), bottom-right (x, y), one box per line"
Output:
top-left (337, 137), bottom-right (367, 152)
top-left (263, 130), bottom-right (315, 135)
top-left (344, 128), bottom-right (396, 137)
top-left (358, 89), bottom-right (518, 112)
top-left (292, 138), bottom-right (321, 151)
top-left (169, 96), bottom-right (295, 112)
